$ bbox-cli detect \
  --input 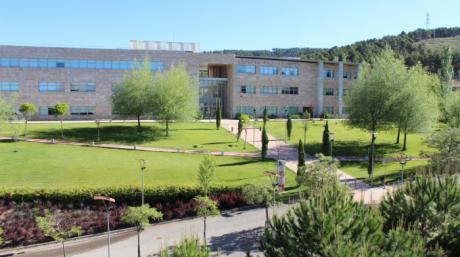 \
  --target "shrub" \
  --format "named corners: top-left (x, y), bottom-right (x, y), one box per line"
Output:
top-left (289, 114), bottom-right (301, 119)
